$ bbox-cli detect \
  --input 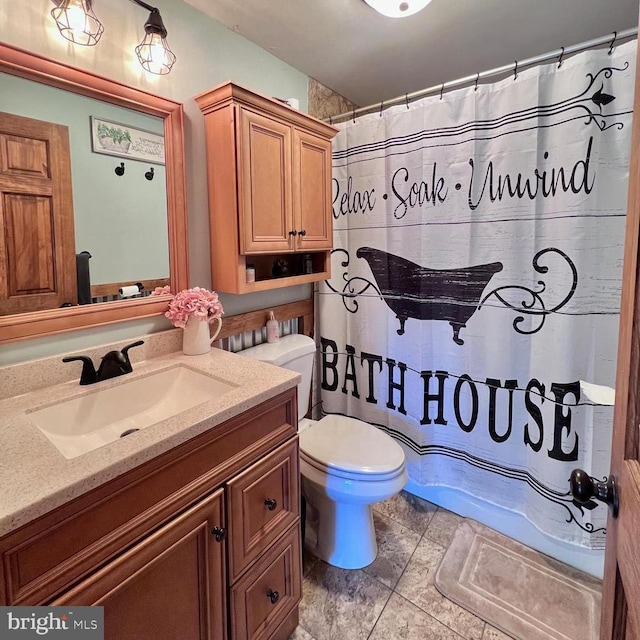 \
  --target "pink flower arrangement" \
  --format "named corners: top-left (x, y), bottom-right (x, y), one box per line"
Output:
top-left (151, 285), bottom-right (171, 296)
top-left (165, 287), bottom-right (224, 329)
